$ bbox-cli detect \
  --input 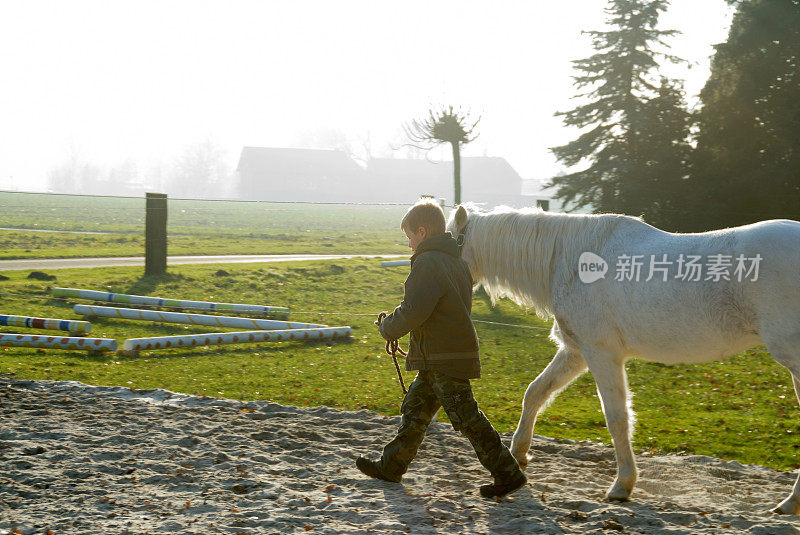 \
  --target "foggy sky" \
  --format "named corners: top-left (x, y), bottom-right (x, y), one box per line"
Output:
top-left (0, 0), bottom-right (733, 192)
